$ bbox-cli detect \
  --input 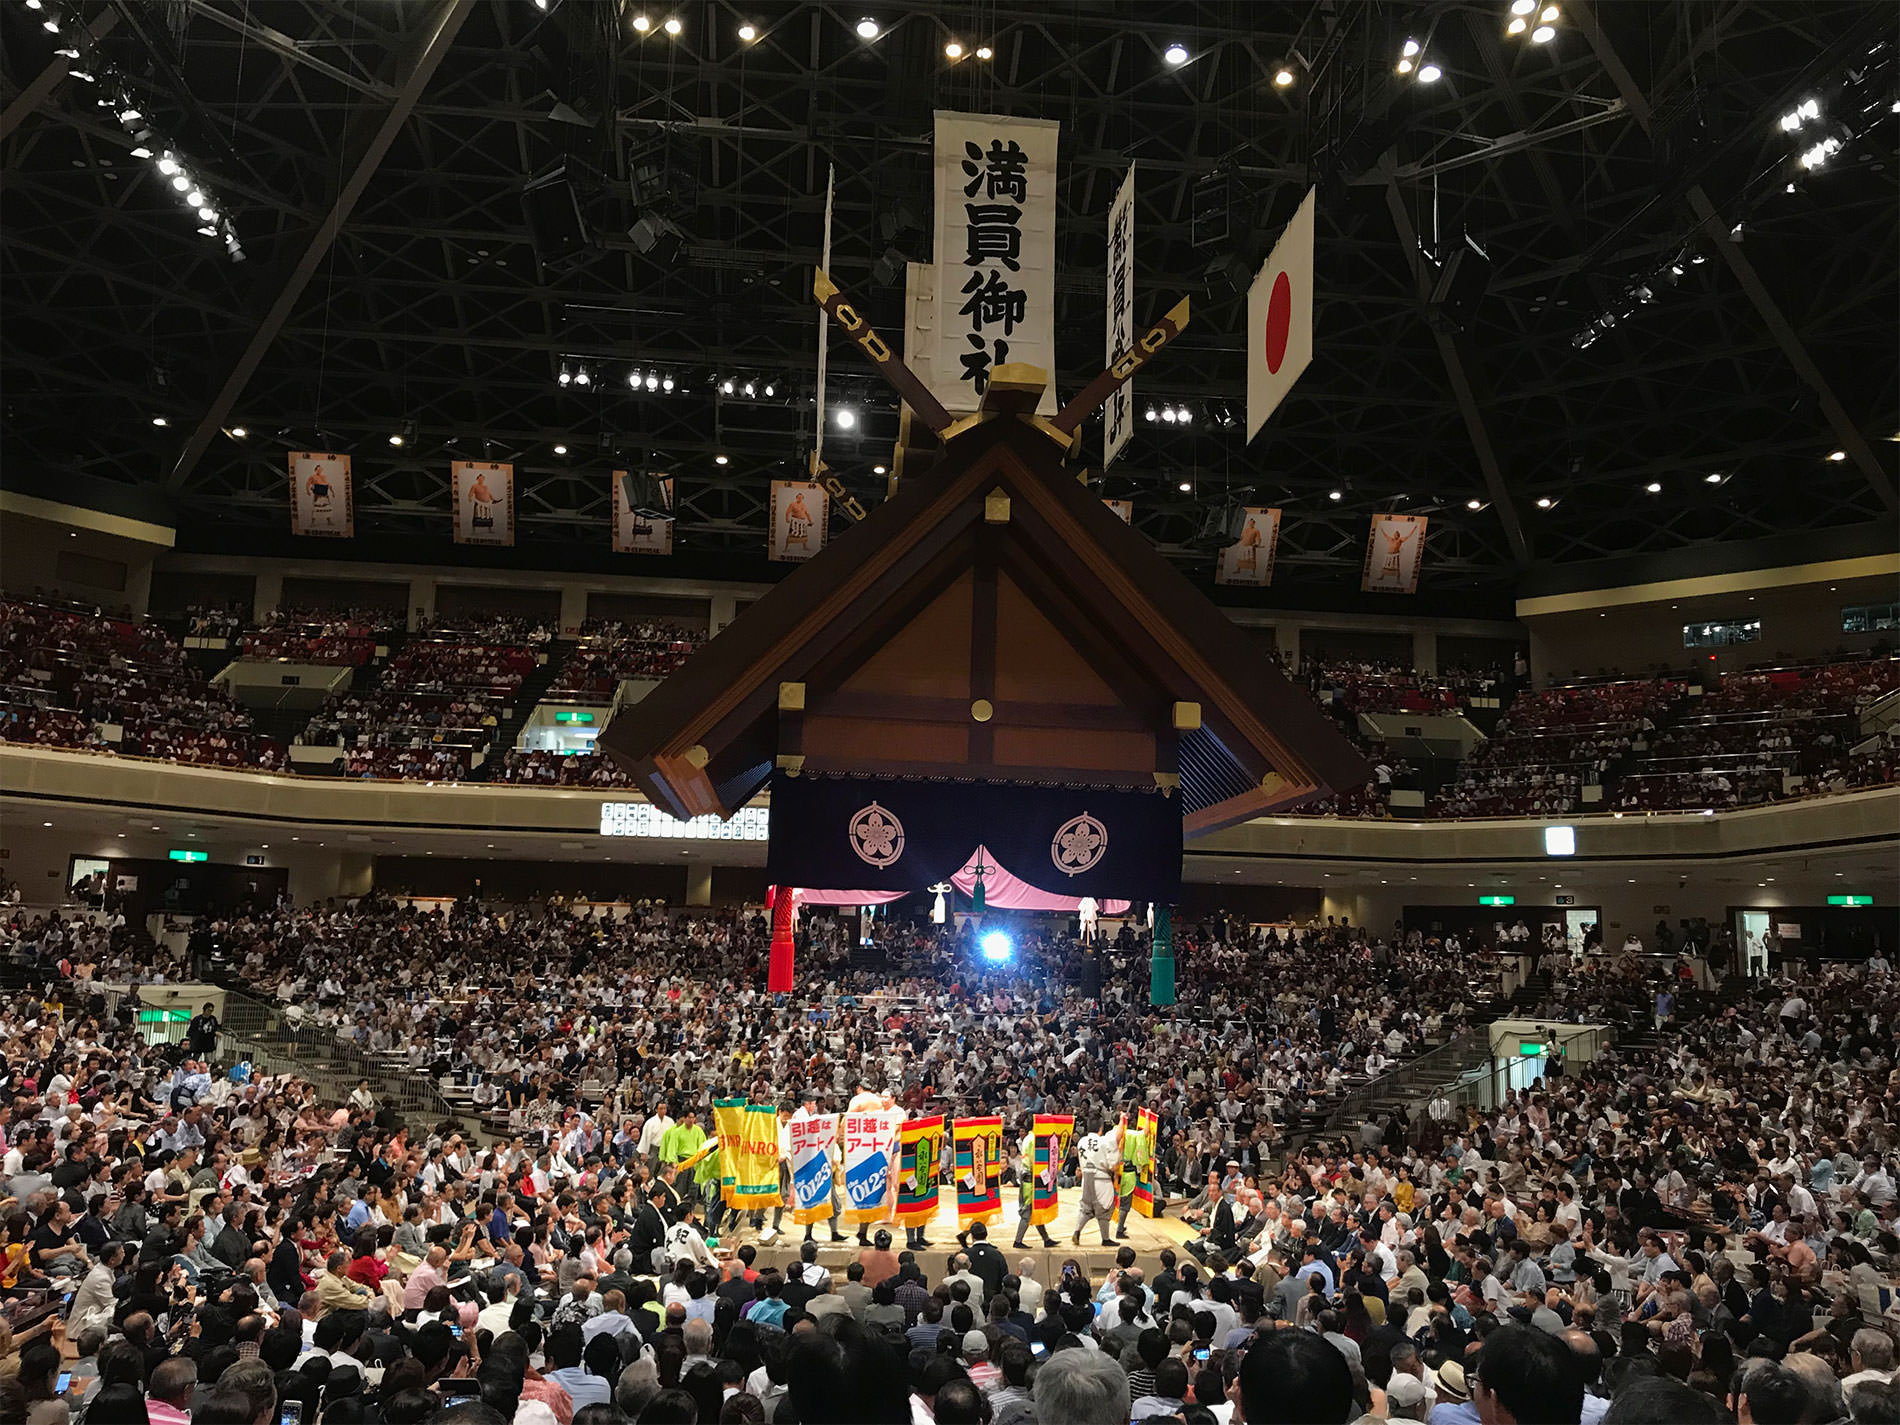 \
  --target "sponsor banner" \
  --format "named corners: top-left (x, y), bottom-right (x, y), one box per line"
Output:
top-left (713, 1096), bottom-right (747, 1204)
top-left (1246, 186), bottom-right (1317, 440)
top-left (1030, 1113), bottom-right (1074, 1226)
top-left (288, 452), bottom-right (353, 537)
top-left (1214, 506), bottom-right (1283, 587)
top-left (895, 1114), bottom-right (945, 1225)
top-left (931, 111), bottom-right (1061, 415)
top-left (613, 469), bottom-right (675, 554)
top-left (789, 1113), bottom-right (838, 1226)
top-left (451, 461), bottom-right (515, 545)
top-left (769, 479), bottom-right (829, 562)
top-left (729, 1101), bottom-right (783, 1209)
top-left (764, 774), bottom-right (1183, 902)
top-left (1129, 1106), bottom-right (1161, 1218)
top-left (841, 1108), bottom-right (902, 1224)
top-left (954, 1116), bottom-right (1005, 1227)
top-left (1103, 164), bottom-right (1137, 468)
top-left (1362, 513), bottom-right (1428, 594)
